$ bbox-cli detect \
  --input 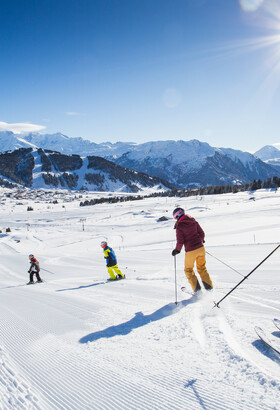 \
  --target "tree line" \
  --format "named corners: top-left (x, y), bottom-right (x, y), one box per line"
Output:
top-left (80, 176), bottom-right (280, 207)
